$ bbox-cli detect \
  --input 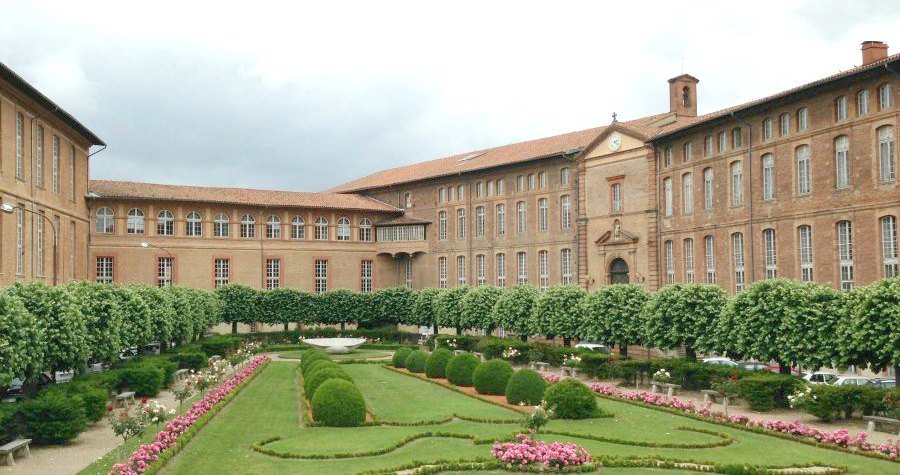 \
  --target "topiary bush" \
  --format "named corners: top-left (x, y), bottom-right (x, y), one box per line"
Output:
top-left (392, 347), bottom-right (413, 368)
top-left (543, 378), bottom-right (598, 419)
top-left (19, 391), bottom-right (88, 444)
top-left (505, 369), bottom-right (547, 405)
top-left (736, 373), bottom-right (803, 411)
top-left (300, 350), bottom-right (331, 375)
top-left (425, 348), bottom-right (453, 378)
top-left (304, 360), bottom-right (340, 380)
top-left (311, 379), bottom-right (366, 427)
top-left (118, 366), bottom-right (165, 396)
top-left (446, 354), bottom-right (480, 386)
top-left (405, 350), bottom-right (428, 373)
top-left (472, 359), bottom-right (514, 395)
top-left (304, 367), bottom-right (352, 399)
top-left (170, 352), bottom-right (207, 370)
